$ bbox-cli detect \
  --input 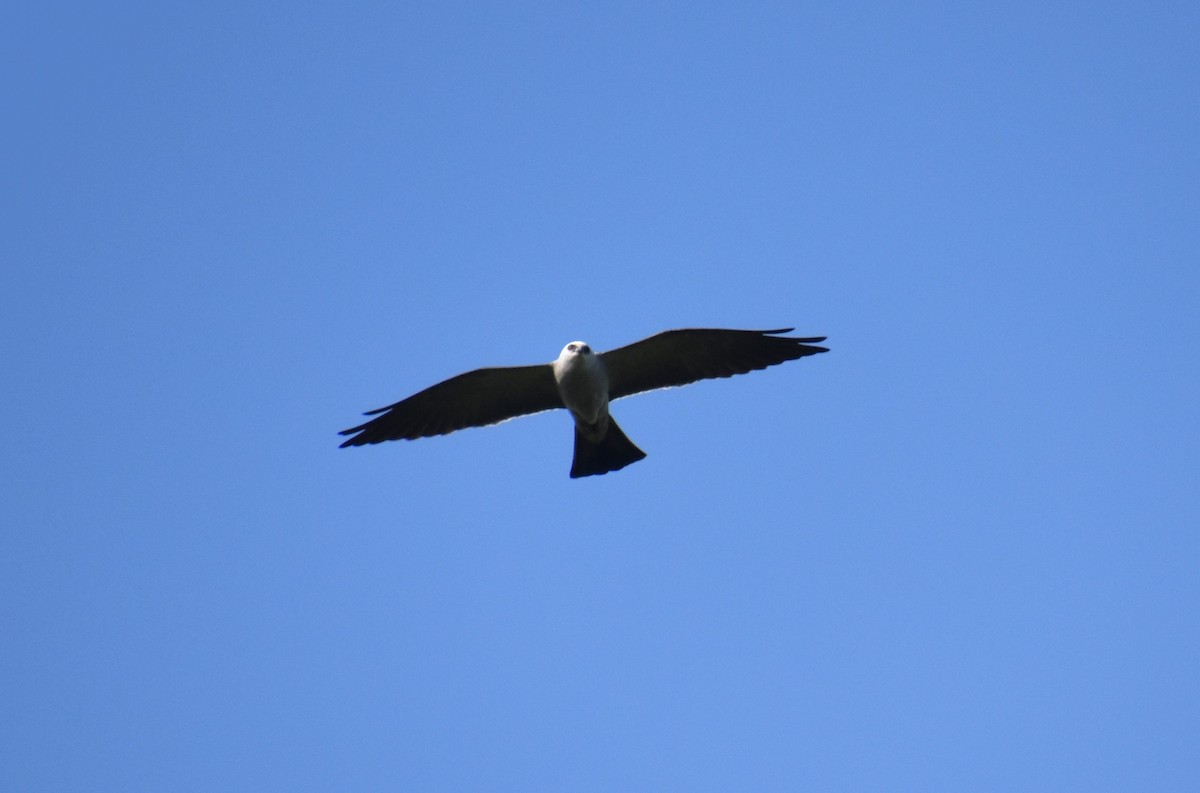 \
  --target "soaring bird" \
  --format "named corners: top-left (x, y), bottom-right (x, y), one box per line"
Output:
top-left (339, 327), bottom-right (828, 478)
